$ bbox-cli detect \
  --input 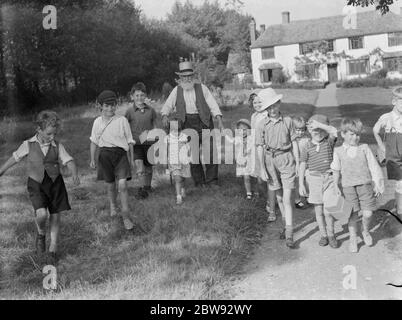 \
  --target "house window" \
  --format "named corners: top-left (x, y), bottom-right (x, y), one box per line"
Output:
top-left (388, 32), bottom-right (402, 47)
top-left (261, 47), bottom-right (275, 60)
top-left (299, 43), bottom-right (313, 55)
top-left (299, 40), bottom-right (334, 55)
top-left (260, 69), bottom-right (273, 82)
top-left (297, 63), bottom-right (320, 80)
top-left (384, 57), bottom-right (402, 72)
top-left (347, 59), bottom-right (369, 75)
top-left (348, 36), bottom-right (364, 50)
top-left (327, 40), bottom-right (334, 52)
